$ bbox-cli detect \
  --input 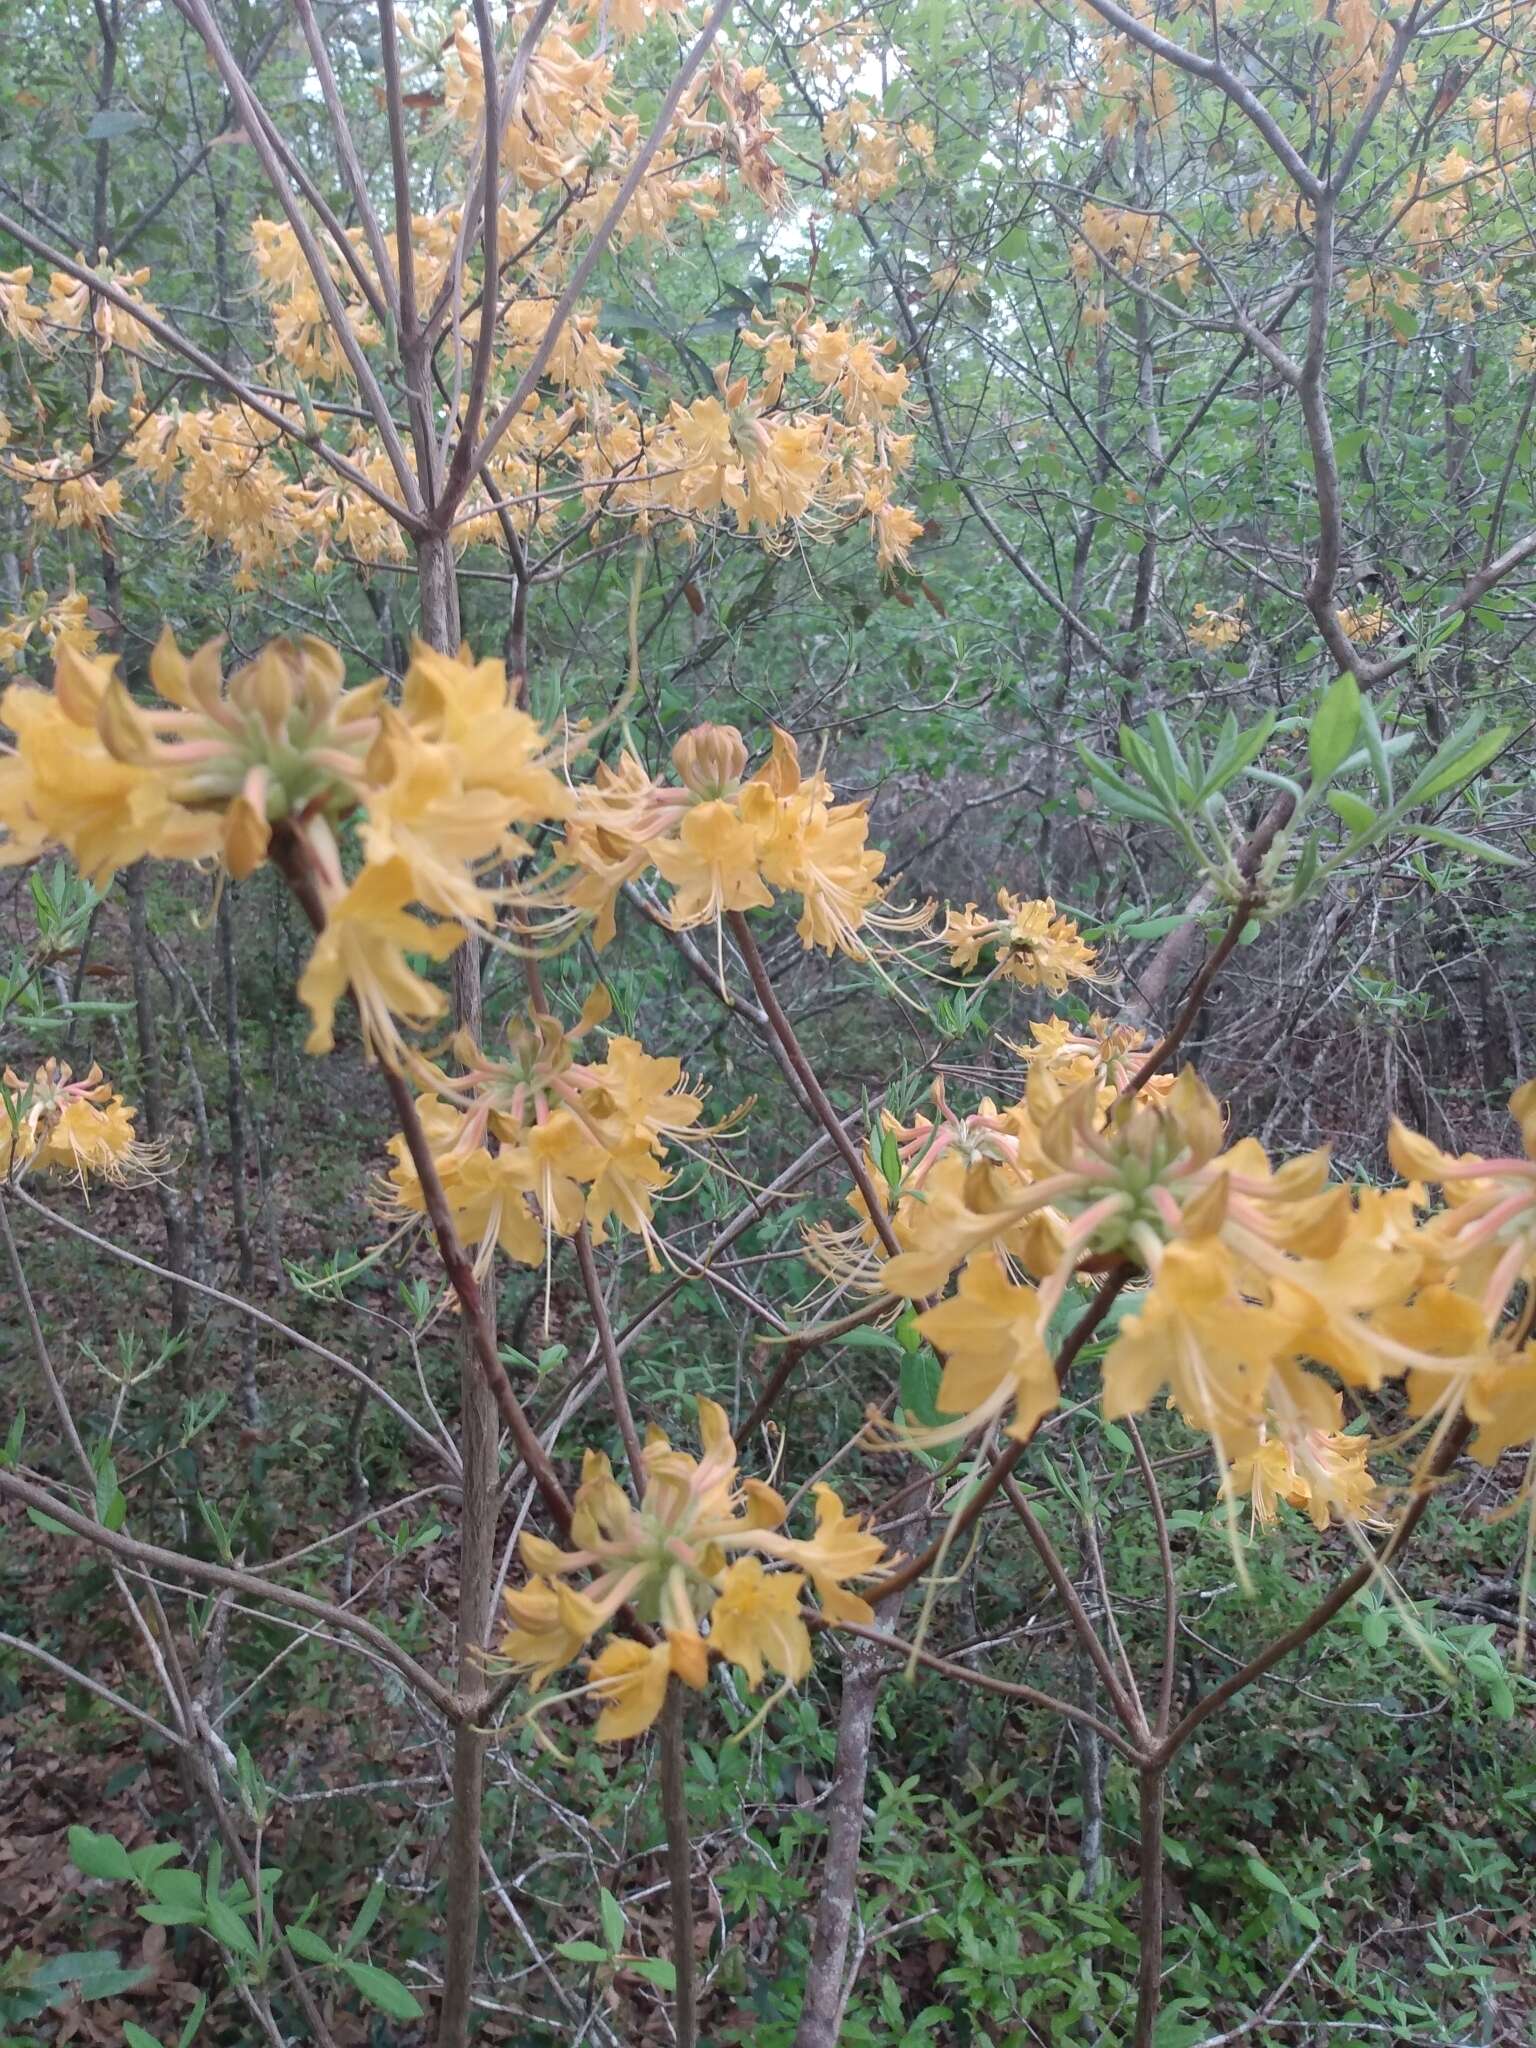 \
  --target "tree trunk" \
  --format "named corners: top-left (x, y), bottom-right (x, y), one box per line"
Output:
top-left (418, 526), bottom-right (498, 2048)
top-left (792, 1627), bottom-right (885, 2048)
